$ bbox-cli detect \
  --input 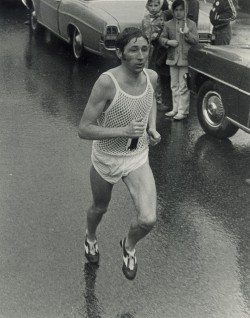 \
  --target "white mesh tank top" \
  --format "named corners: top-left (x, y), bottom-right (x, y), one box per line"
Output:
top-left (92, 69), bottom-right (154, 156)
